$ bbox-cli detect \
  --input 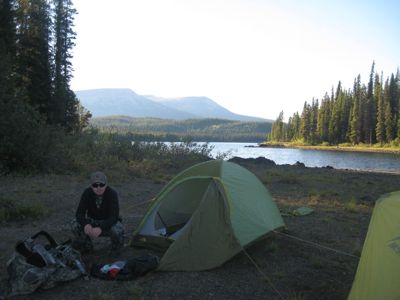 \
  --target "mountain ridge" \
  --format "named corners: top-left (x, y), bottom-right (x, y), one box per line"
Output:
top-left (75, 88), bottom-right (270, 122)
